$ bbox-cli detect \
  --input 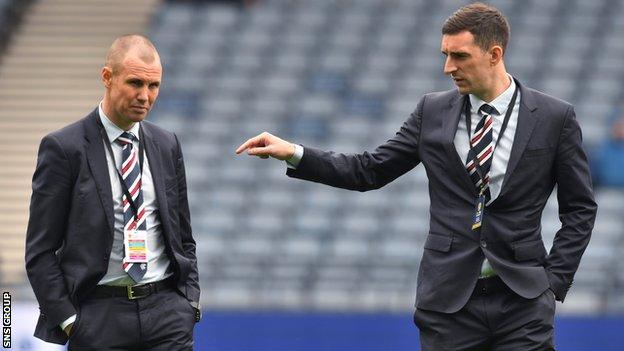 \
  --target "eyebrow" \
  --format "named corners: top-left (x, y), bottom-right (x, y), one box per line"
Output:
top-left (126, 77), bottom-right (160, 85)
top-left (442, 50), bottom-right (470, 56)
